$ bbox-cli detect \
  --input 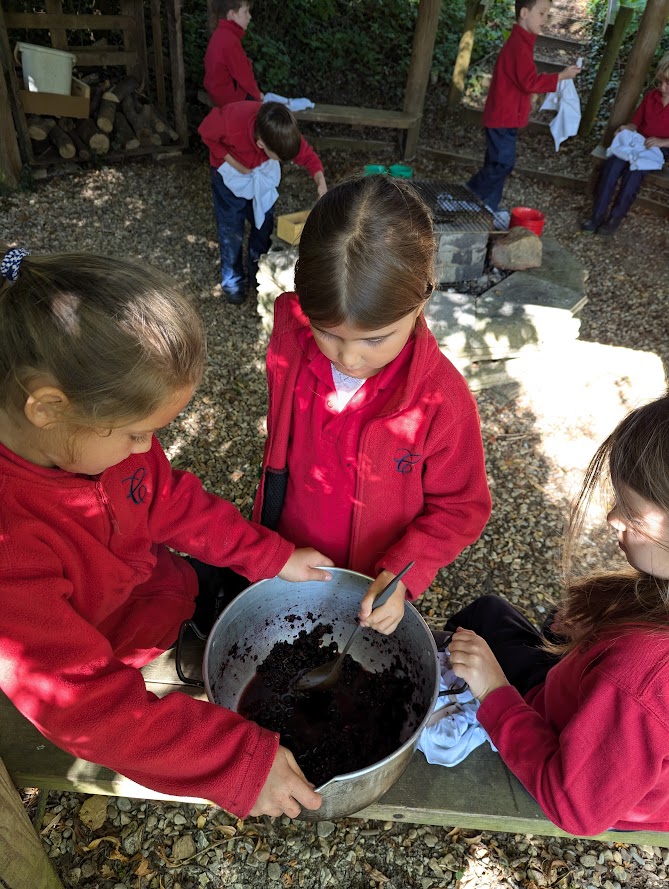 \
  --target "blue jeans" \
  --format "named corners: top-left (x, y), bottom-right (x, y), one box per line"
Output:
top-left (210, 167), bottom-right (275, 296)
top-left (467, 127), bottom-right (518, 211)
